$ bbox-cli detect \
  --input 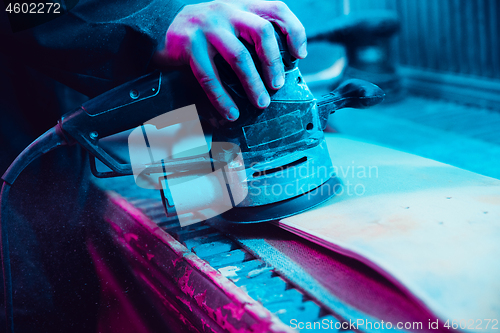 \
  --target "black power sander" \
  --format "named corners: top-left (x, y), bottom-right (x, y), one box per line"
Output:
top-left (2, 29), bottom-right (385, 224)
